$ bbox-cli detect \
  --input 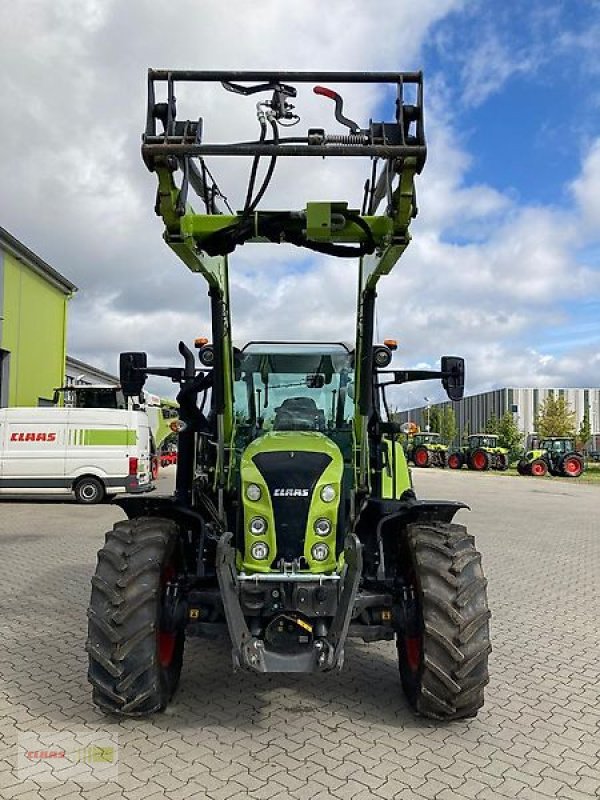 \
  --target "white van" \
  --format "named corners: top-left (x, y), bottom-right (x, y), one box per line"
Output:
top-left (0, 407), bottom-right (154, 503)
